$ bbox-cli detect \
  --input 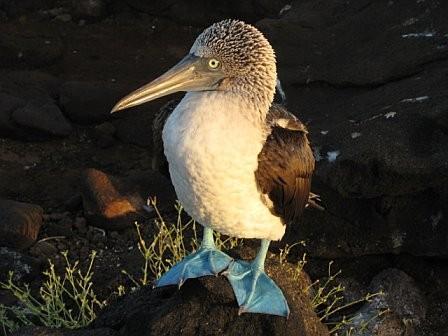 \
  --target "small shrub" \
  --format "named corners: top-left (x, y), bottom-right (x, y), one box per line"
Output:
top-left (122, 198), bottom-right (242, 287)
top-left (307, 261), bottom-right (385, 335)
top-left (276, 244), bottom-right (385, 335)
top-left (0, 251), bottom-right (103, 334)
